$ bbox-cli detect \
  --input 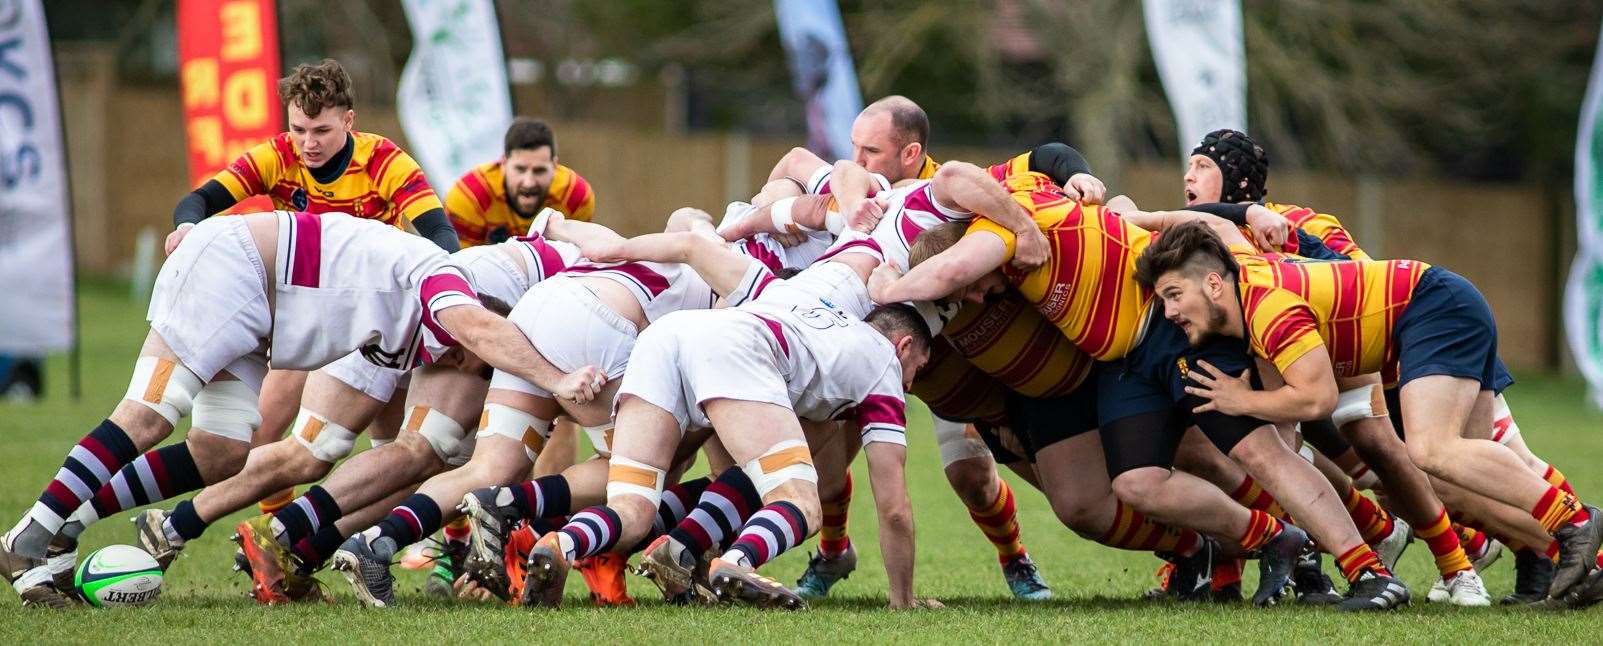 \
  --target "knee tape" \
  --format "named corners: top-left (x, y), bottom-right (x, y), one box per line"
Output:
top-left (291, 408), bottom-right (357, 463)
top-left (934, 416), bottom-right (991, 468)
top-left (742, 439), bottom-right (818, 497)
top-left (584, 422), bottom-right (615, 458)
top-left (405, 405), bottom-right (469, 467)
top-left (1491, 395), bottom-right (1520, 445)
top-left (189, 380), bottom-right (261, 443)
top-left (476, 403), bottom-right (553, 462)
top-left (369, 436), bottom-right (393, 449)
top-left (1332, 384), bottom-right (1387, 428)
top-left (606, 455), bottom-right (665, 508)
top-left (124, 357), bottom-right (203, 426)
